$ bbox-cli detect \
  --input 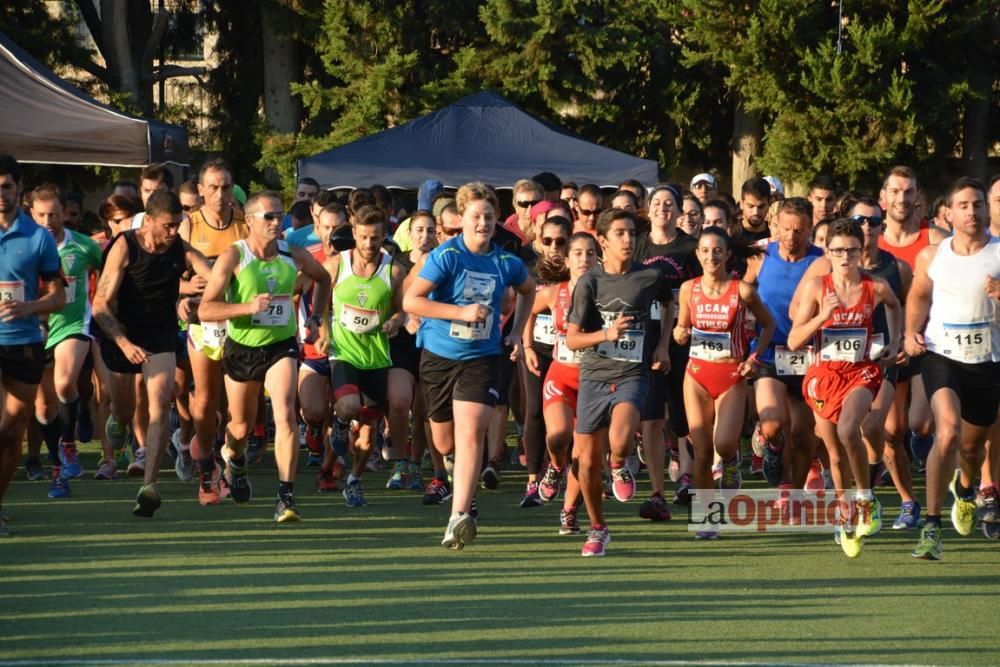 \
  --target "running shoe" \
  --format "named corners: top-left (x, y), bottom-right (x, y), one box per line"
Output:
top-left (750, 422), bottom-right (767, 457)
top-left (304, 425), bottom-right (324, 466)
top-left (247, 433), bottom-right (267, 464)
top-left (982, 519), bottom-right (1000, 539)
top-left (559, 507), bottom-right (581, 535)
top-left (748, 454), bottom-right (764, 476)
top-left (59, 440), bottom-right (82, 479)
top-left (695, 530), bottom-right (719, 540)
top-left (24, 457), bottom-right (45, 481)
top-left (538, 464), bottom-right (563, 503)
top-left (76, 404), bottom-right (94, 443)
top-left (105, 416), bottom-right (130, 452)
top-left (774, 482), bottom-right (794, 520)
top-left (441, 512), bottom-right (477, 550)
top-left (611, 465), bottom-right (636, 502)
top-left (839, 527), bottom-right (862, 558)
top-left (855, 497), bottom-right (883, 537)
top-left (912, 522), bottom-right (942, 560)
top-left (480, 462), bottom-right (500, 490)
top-left (132, 484), bottom-right (162, 518)
top-left (720, 458), bottom-right (742, 490)
top-left (407, 464), bottom-right (424, 492)
top-left (93, 459), bottom-right (117, 480)
top-left (519, 481), bottom-right (543, 508)
top-left (975, 486), bottom-right (999, 525)
top-left (316, 469), bottom-right (338, 493)
top-left (672, 473), bottom-right (693, 506)
top-left (581, 526), bottom-right (610, 557)
top-left (343, 479), bottom-right (367, 507)
top-left (949, 469), bottom-right (976, 536)
top-left (422, 478), bottom-right (452, 505)
top-left (712, 462), bottom-right (723, 482)
top-left (762, 443), bottom-right (783, 486)
top-left (804, 459), bottom-right (824, 492)
top-left (274, 496), bottom-right (302, 523)
top-left (48, 473), bottom-right (71, 499)
top-left (198, 478), bottom-right (221, 506)
top-left (625, 451), bottom-right (641, 478)
top-left (892, 500), bottom-right (920, 530)
top-left (173, 434), bottom-right (194, 482)
top-left (386, 460), bottom-right (408, 490)
top-left (603, 475), bottom-right (614, 499)
top-left (127, 447), bottom-right (146, 477)
top-left (225, 462), bottom-right (252, 505)
top-left (638, 493), bottom-right (671, 521)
